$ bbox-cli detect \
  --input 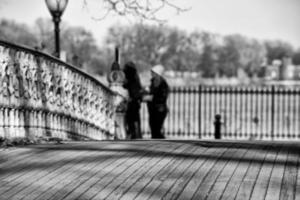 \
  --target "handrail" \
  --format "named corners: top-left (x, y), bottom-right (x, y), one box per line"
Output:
top-left (0, 40), bottom-right (119, 140)
top-left (0, 40), bottom-right (114, 95)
